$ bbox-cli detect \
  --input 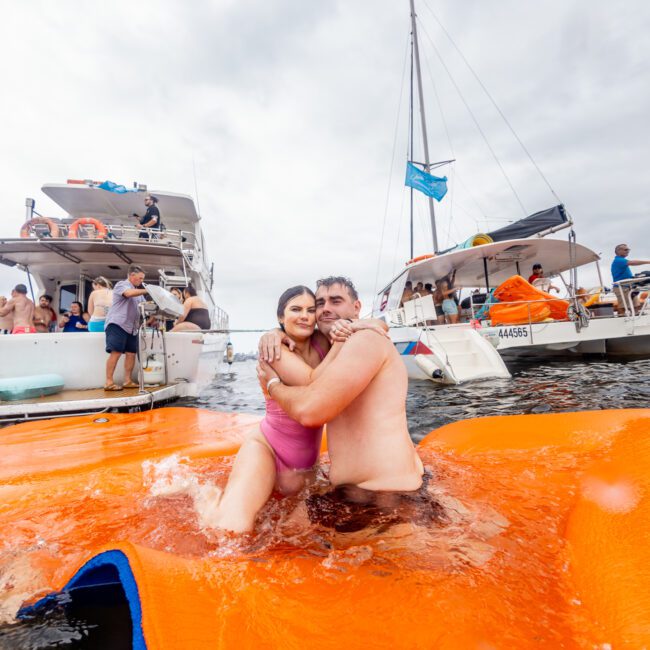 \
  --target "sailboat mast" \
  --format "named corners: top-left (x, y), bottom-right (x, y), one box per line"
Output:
top-left (409, 0), bottom-right (439, 253)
